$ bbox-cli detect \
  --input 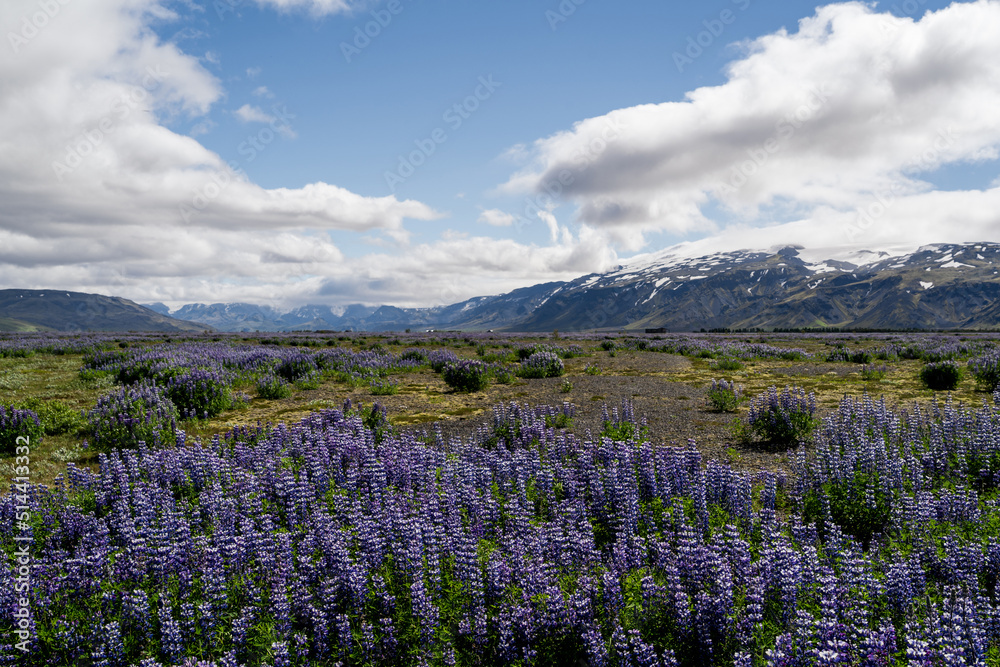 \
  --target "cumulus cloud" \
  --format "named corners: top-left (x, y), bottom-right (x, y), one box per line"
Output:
top-left (478, 209), bottom-right (517, 227)
top-left (0, 0), bottom-right (442, 305)
top-left (251, 0), bottom-right (369, 17)
top-left (234, 103), bottom-right (296, 137)
top-left (316, 227), bottom-right (618, 309)
top-left (234, 104), bottom-right (273, 124)
top-left (501, 1), bottom-right (1000, 250)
